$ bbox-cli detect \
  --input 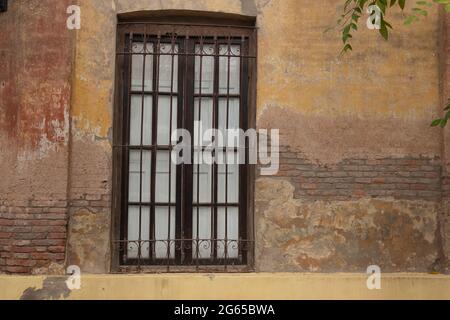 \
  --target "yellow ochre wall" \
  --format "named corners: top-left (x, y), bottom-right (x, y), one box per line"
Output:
top-left (2, 274), bottom-right (450, 300)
